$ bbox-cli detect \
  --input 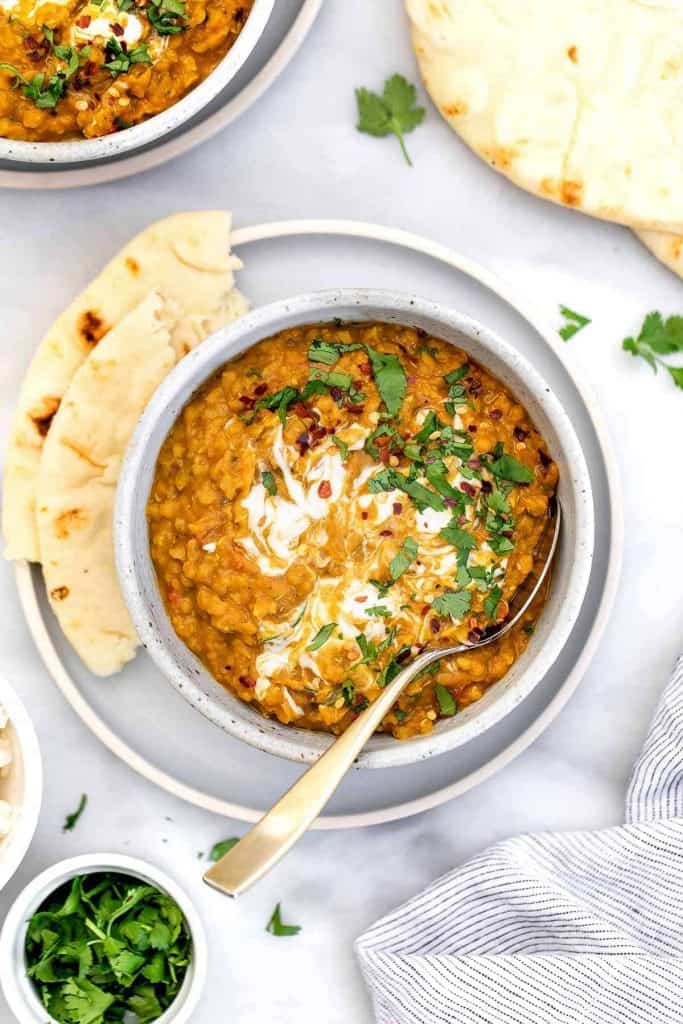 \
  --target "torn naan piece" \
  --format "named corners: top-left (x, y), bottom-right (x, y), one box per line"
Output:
top-left (407, 0), bottom-right (683, 231)
top-left (3, 210), bottom-right (247, 562)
